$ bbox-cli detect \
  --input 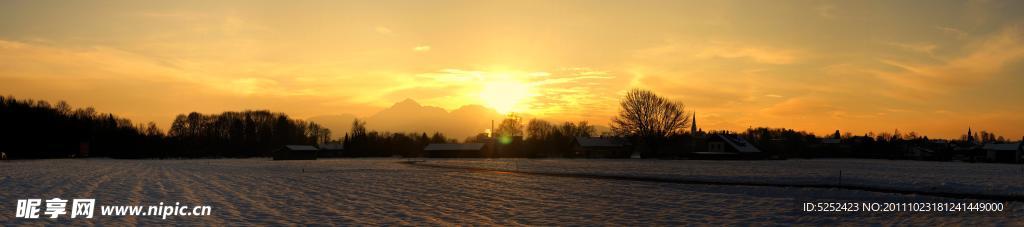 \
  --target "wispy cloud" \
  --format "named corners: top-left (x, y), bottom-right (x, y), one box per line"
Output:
top-left (635, 40), bottom-right (803, 65)
top-left (875, 24), bottom-right (1024, 99)
top-left (816, 5), bottom-right (836, 19)
top-left (375, 26), bottom-right (393, 35)
top-left (761, 97), bottom-right (838, 117)
top-left (133, 11), bottom-right (266, 36)
top-left (0, 38), bottom-right (395, 118)
top-left (695, 44), bottom-right (800, 64)
top-left (1, 0), bottom-right (1022, 139)
top-left (935, 26), bottom-right (969, 40)
top-left (883, 41), bottom-right (938, 54)
top-left (393, 68), bottom-right (623, 121)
